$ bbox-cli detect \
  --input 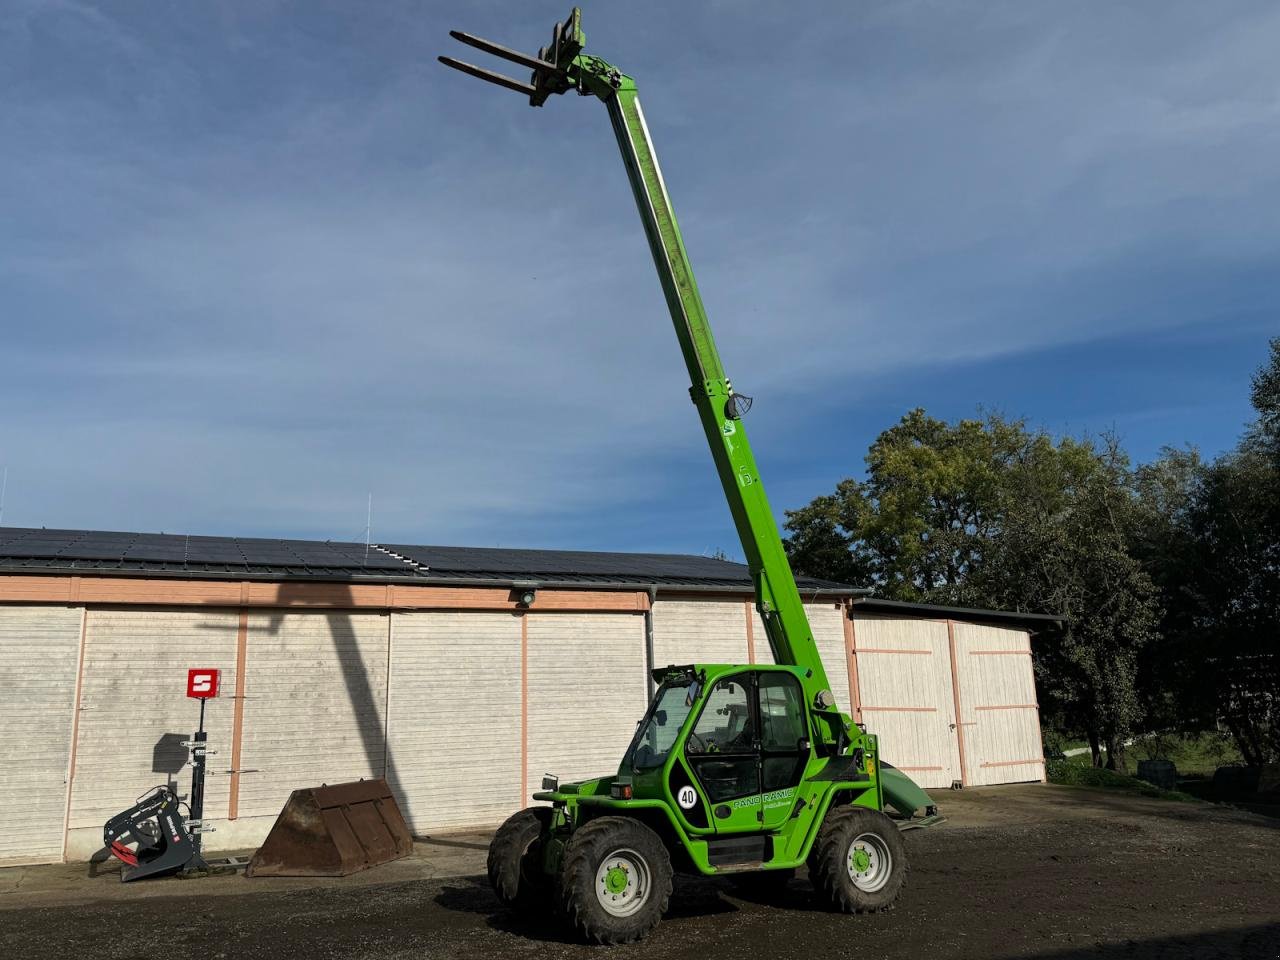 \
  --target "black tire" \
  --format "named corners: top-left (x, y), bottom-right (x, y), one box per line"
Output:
top-left (807, 807), bottom-right (907, 913)
top-left (487, 806), bottom-right (553, 913)
top-left (557, 816), bottom-right (673, 944)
